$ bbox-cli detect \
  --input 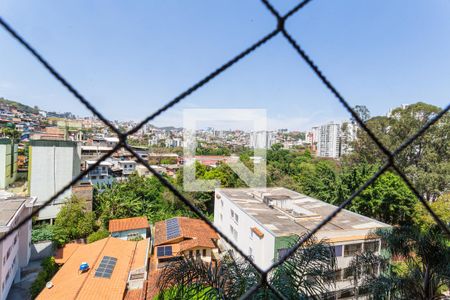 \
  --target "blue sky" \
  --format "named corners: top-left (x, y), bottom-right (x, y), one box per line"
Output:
top-left (0, 0), bottom-right (449, 130)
